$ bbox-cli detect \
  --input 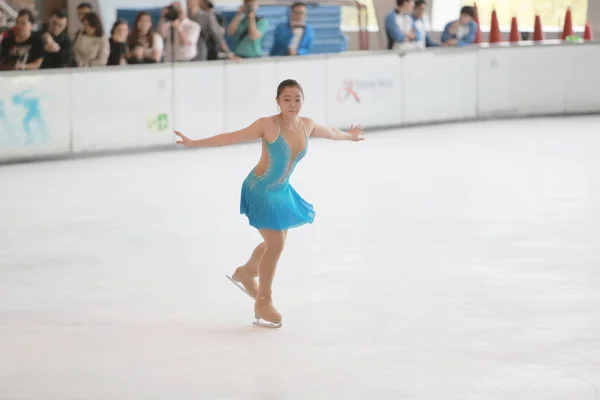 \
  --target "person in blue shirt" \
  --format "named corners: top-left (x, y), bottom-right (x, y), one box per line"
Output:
top-left (270, 2), bottom-right (314, 56)
top-left (441, 6), bottom-right (478, 47)
top-left (385, 0), bottom-right (421, 51)
top-left (412, 0), bottom-right (439, 48)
